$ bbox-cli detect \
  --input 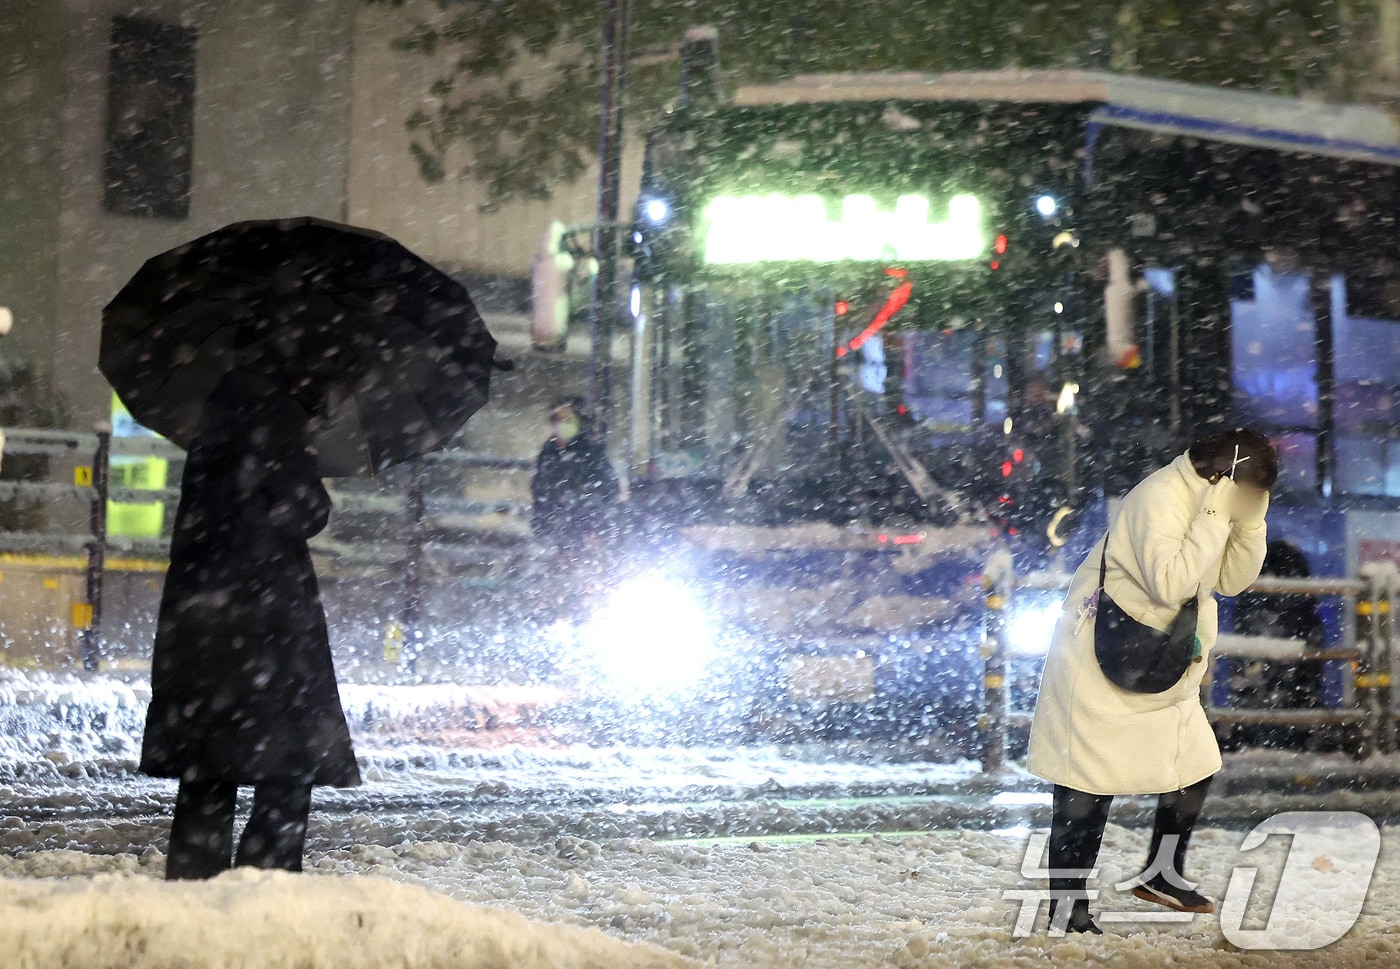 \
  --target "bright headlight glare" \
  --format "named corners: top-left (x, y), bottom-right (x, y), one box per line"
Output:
top-left (579, 576), bottom-right (715, 694)
top-left (1008, 604), bottom-right (1061, 655)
